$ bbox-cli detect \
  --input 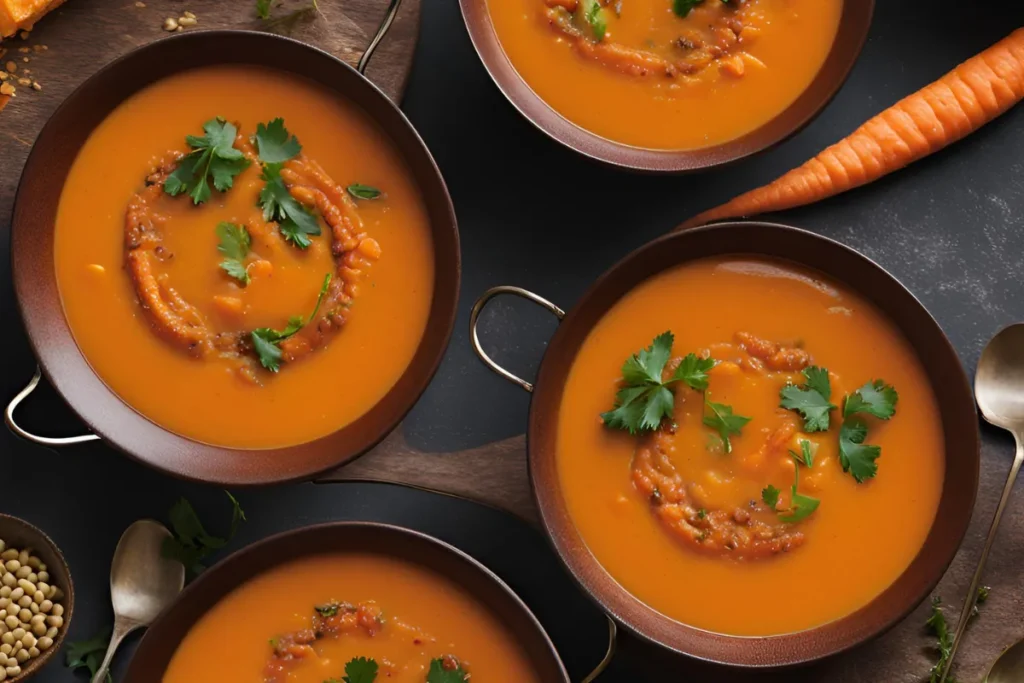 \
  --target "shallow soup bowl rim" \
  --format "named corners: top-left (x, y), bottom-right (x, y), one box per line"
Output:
top-left (6, 29), bottom-right (461, 485)
top-left (470, 221), bottom-right (979, 666)
top-left (458, 0), bottom-right (875, 172)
